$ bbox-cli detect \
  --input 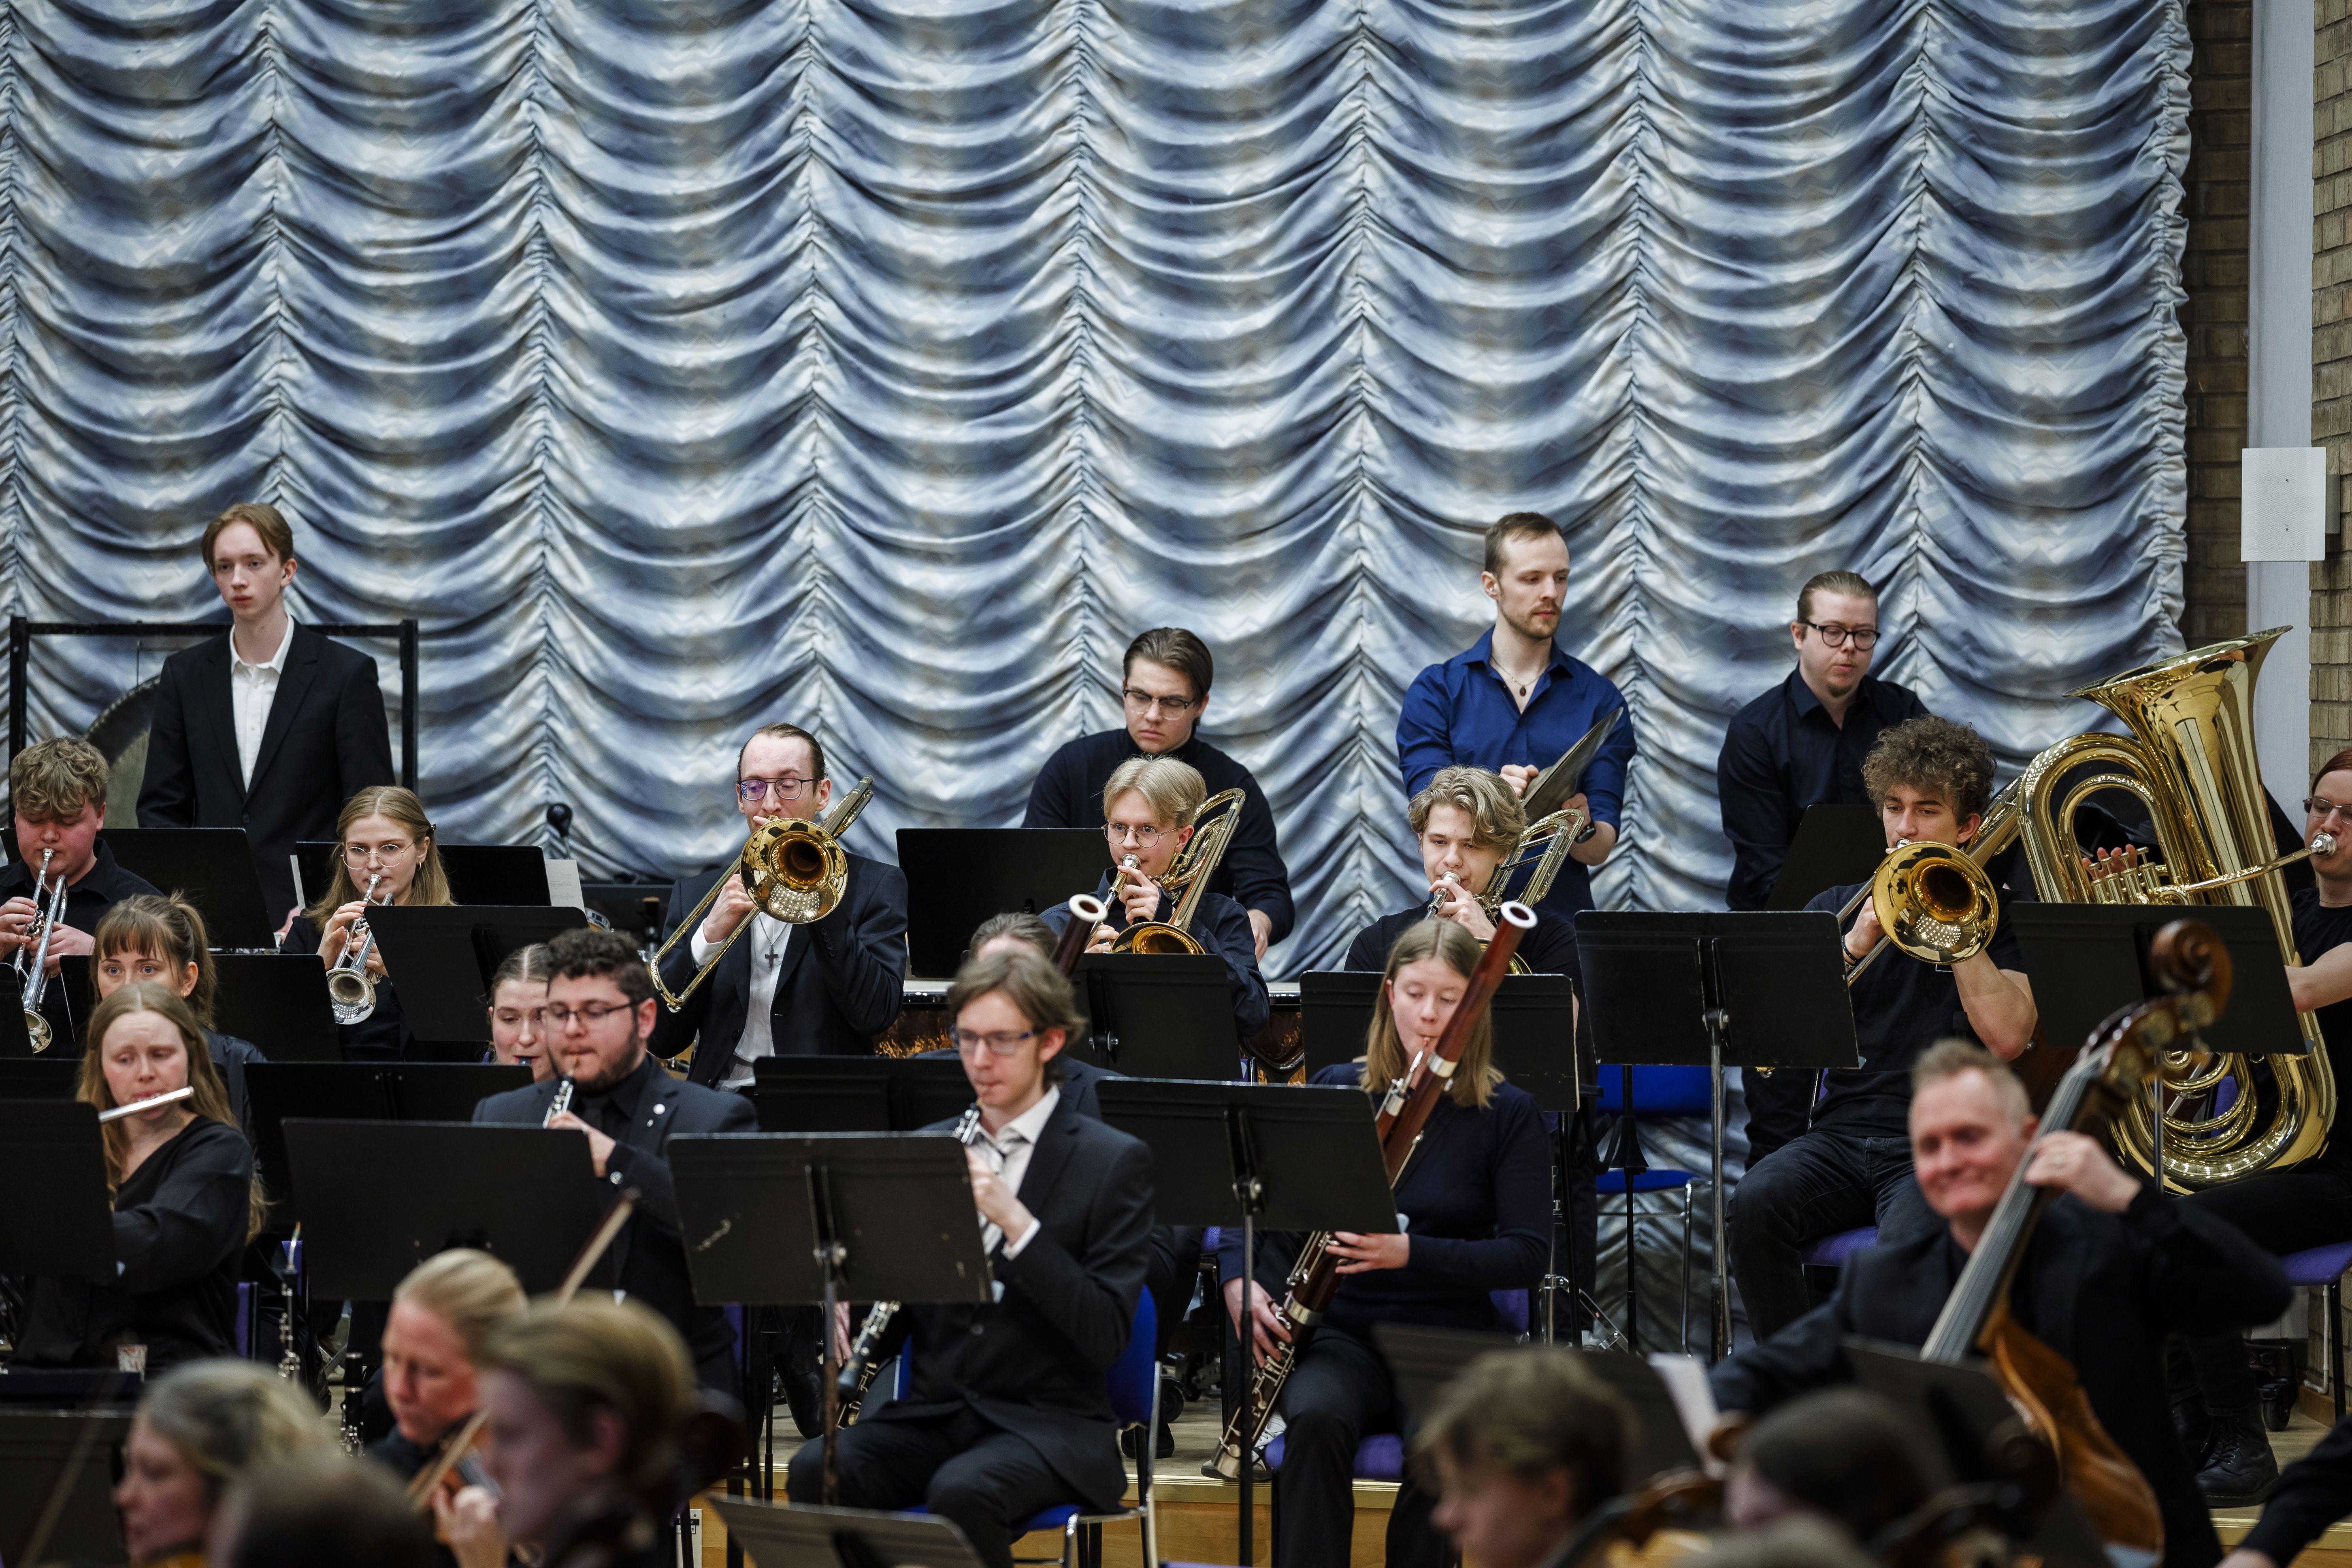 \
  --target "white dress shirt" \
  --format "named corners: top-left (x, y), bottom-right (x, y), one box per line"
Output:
top-left (690, 910), bottom-right (793, 1085)
top-left (228, 615), bottom-right (296, 789)
top-left (974, 1085), bottom-right (1057, 1260)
